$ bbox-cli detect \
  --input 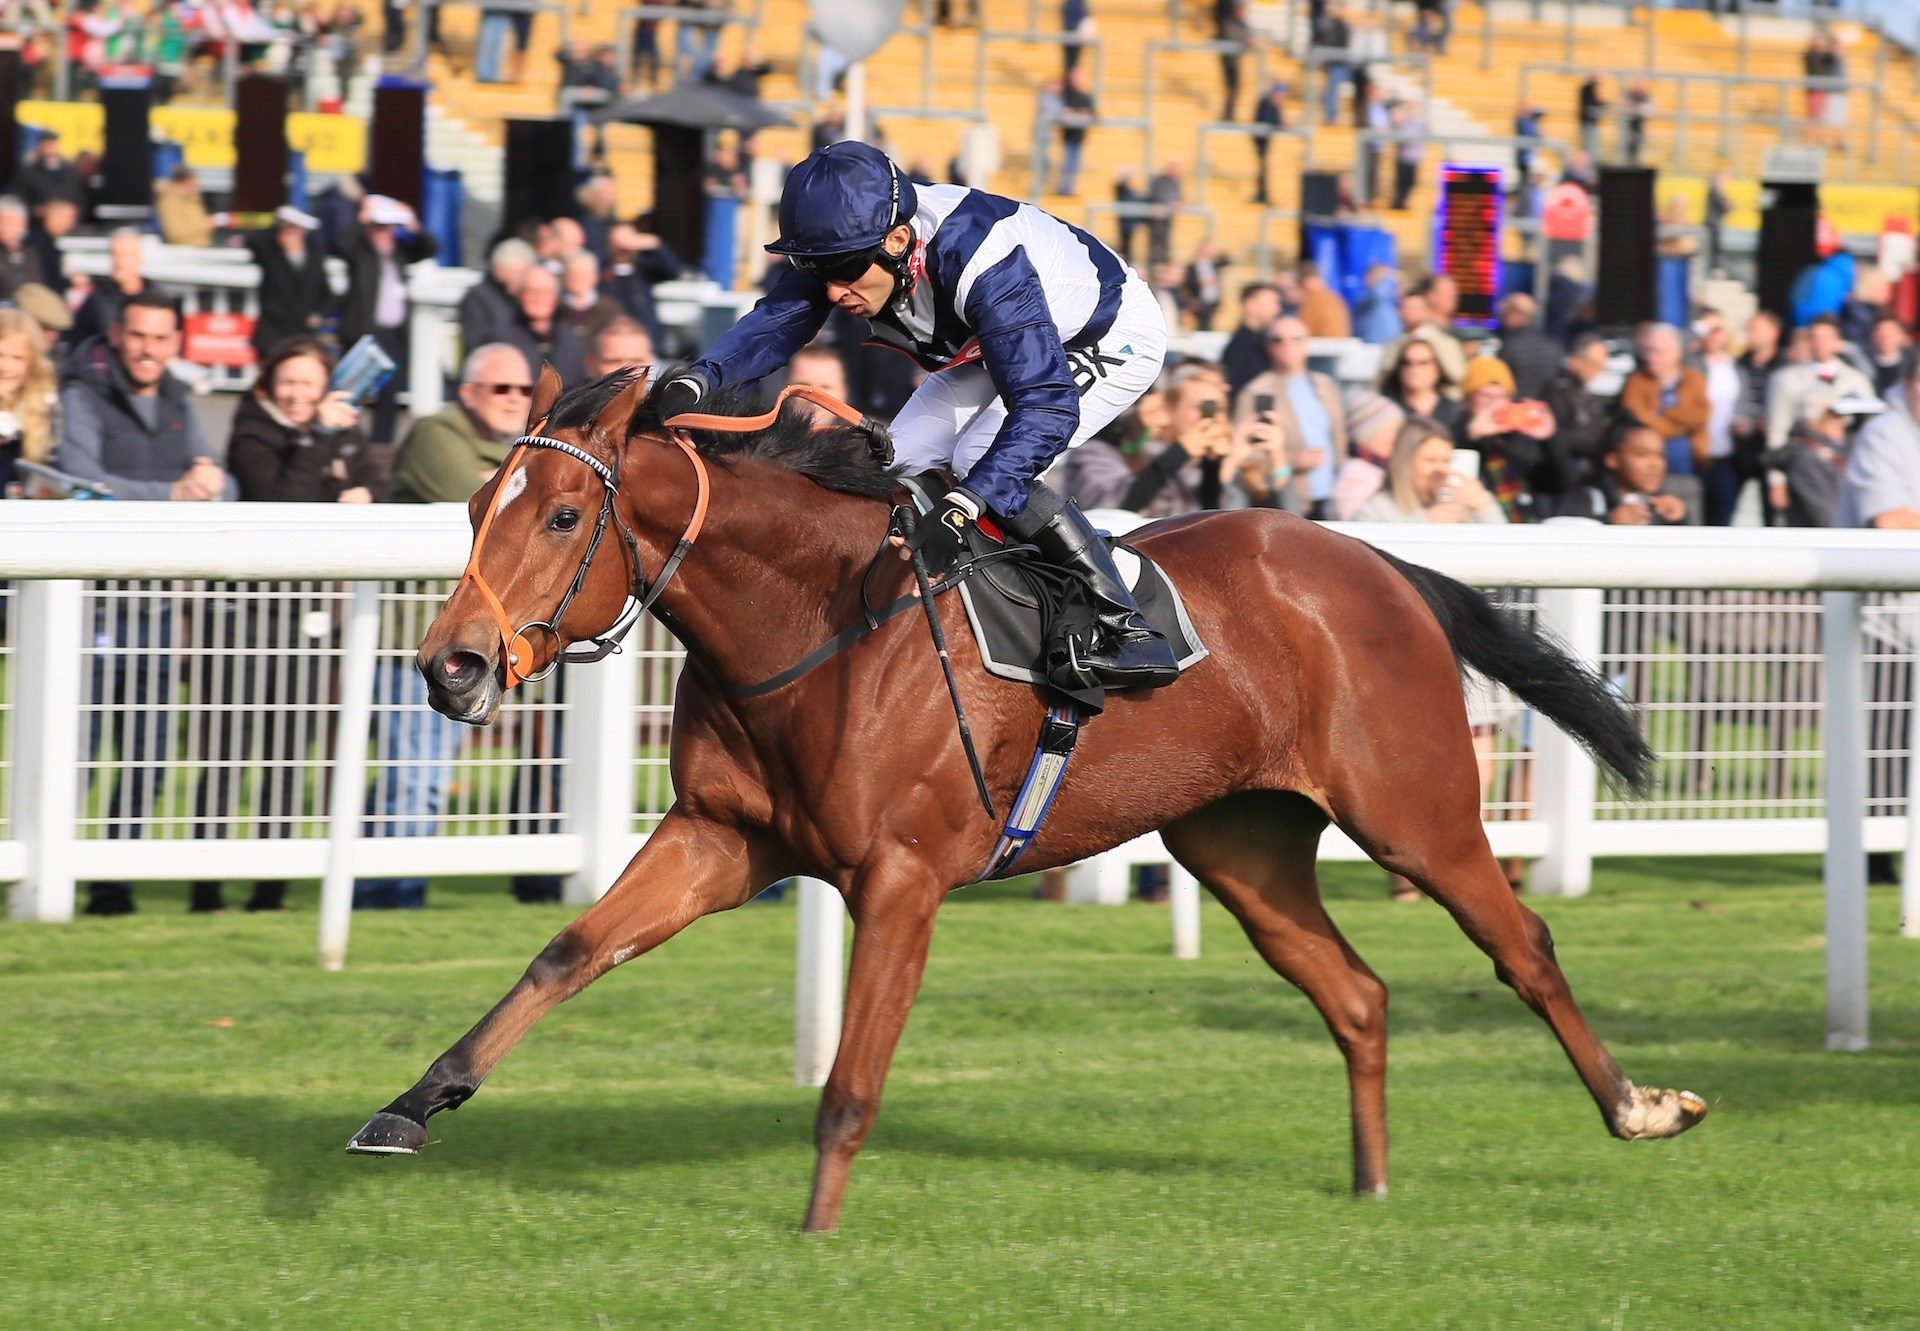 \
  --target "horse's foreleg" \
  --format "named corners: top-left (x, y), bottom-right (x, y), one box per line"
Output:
top-left (347, 806), bottom-right (768, 1154)
top-left (801, 863), bottom-right (943, 1233)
